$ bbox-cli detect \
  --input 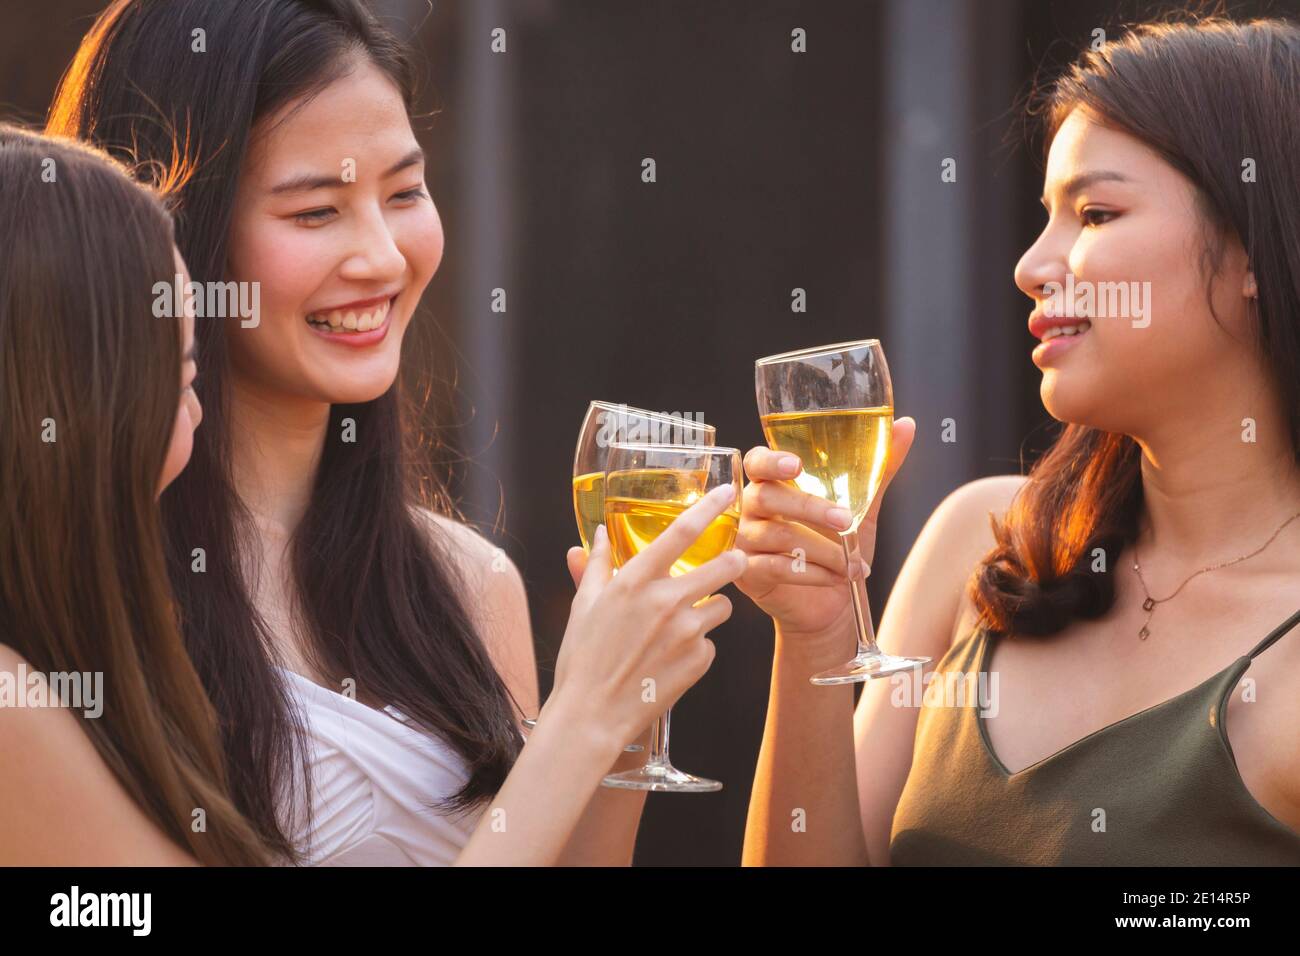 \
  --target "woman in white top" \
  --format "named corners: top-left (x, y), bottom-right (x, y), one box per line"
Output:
top-left (38, 0), bottom-right (743, 866)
